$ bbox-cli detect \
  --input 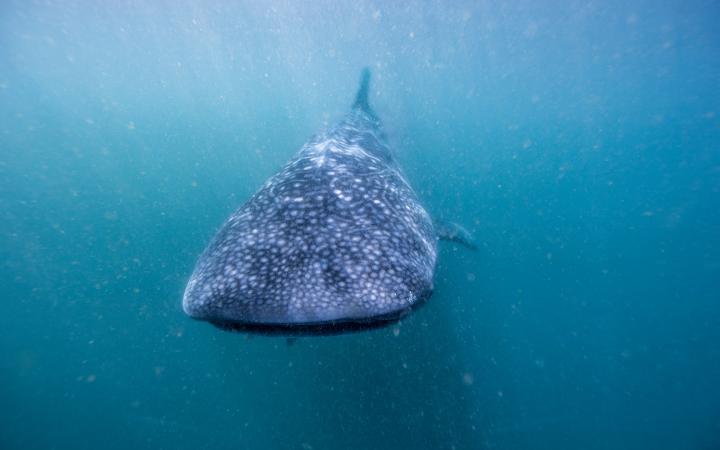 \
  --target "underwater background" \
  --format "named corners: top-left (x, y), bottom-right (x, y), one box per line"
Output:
top-left (1, 1), bottom-right (719, 449)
